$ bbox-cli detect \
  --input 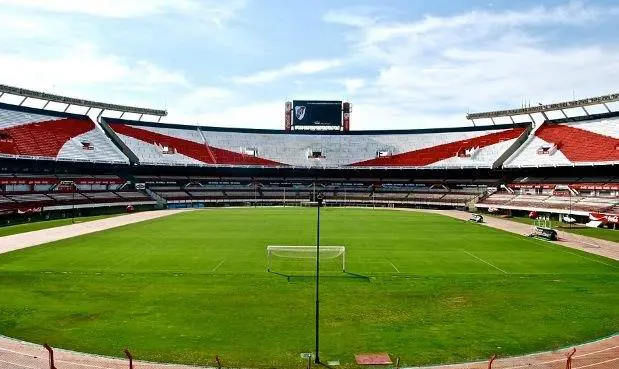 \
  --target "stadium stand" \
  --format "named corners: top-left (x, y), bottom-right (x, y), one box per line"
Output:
top-left (134, 174), bottom-right (487, 208)
top-left (504, 114), bottom-right (619, 167)
top-left (477, 179), bottom-right (619, 216)
top-left (104, 119), bottom-right (530, 169)
top-left (0, 174), bottom-right (154, 214)
top-left (0, 103), bottom-right (129, 164)
top-left (0, 88), bottom-right (615, 226)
